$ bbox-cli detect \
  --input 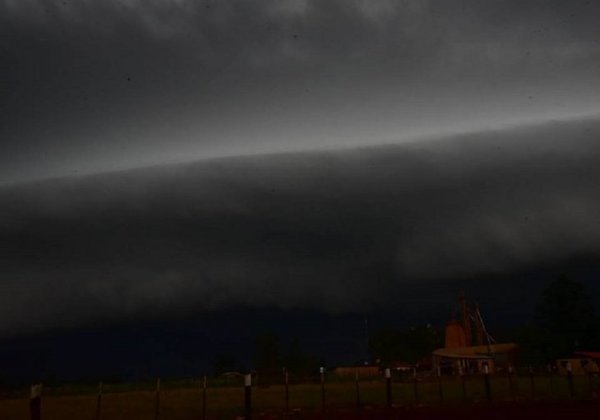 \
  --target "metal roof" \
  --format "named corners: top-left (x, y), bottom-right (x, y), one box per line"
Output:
top-left (432, 343), bottom-right (518, 359)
